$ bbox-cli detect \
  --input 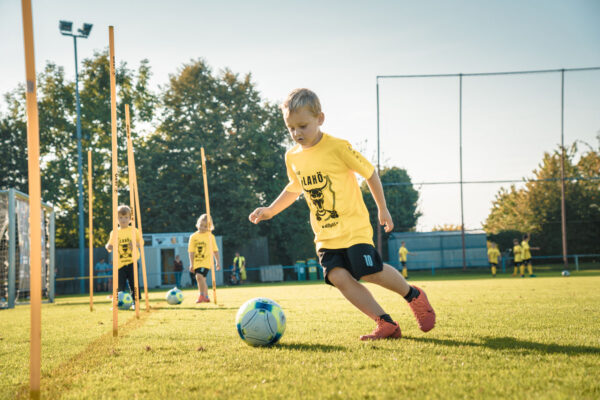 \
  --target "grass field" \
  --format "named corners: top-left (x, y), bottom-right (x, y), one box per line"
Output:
top-left (2, 271), bottom-right (600, 399)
